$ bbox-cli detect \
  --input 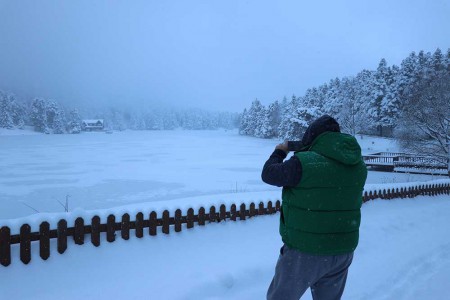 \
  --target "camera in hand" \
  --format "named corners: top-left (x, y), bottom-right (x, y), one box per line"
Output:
top-left (287, 141), bottom-right (305, 152)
